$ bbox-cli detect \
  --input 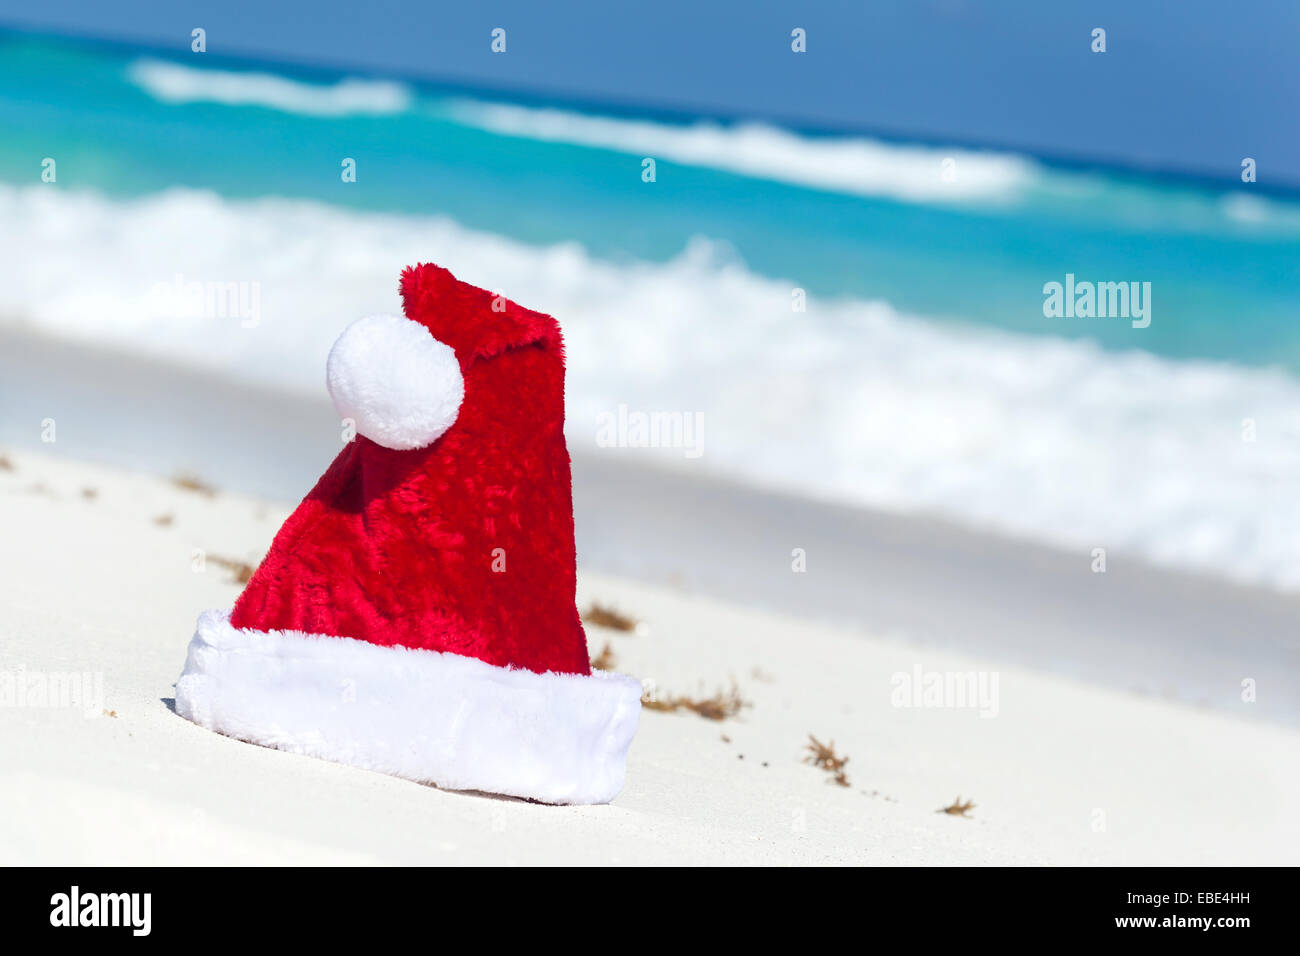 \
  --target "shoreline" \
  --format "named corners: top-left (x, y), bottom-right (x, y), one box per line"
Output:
top-left (5, 324), bottom-right (1300, 727)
